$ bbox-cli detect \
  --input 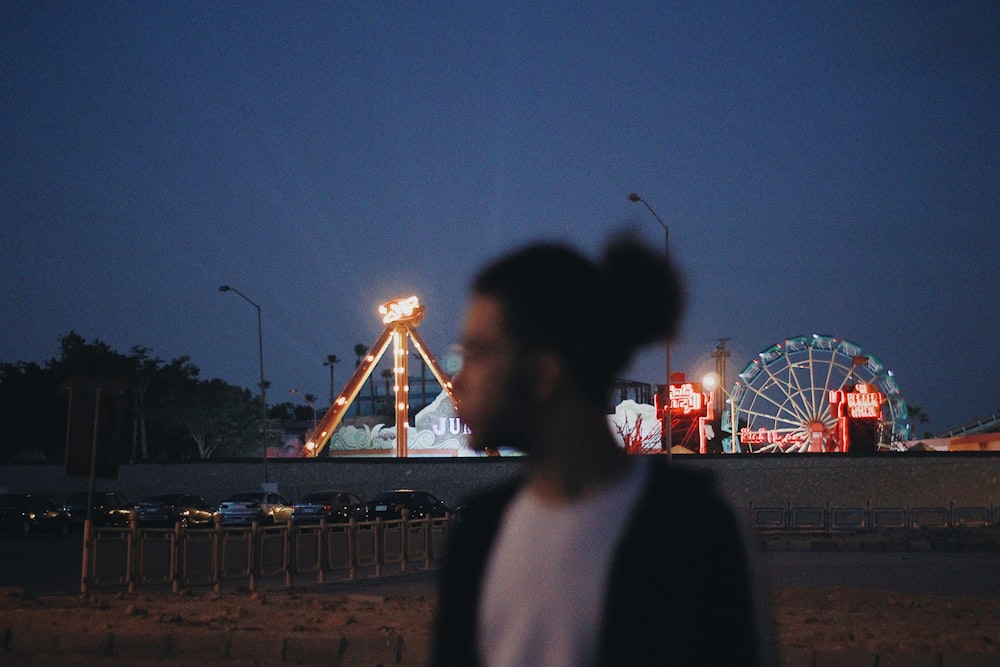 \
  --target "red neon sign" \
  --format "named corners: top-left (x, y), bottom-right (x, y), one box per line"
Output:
top-left (829, 384), bottom-right (883, 420)
top-left (655, 382), bottom-right (708, 420)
